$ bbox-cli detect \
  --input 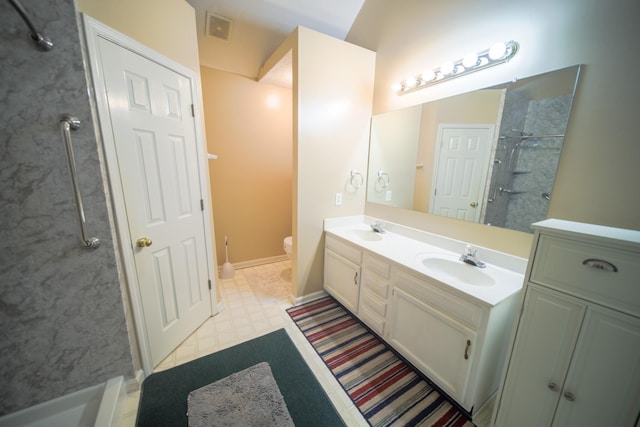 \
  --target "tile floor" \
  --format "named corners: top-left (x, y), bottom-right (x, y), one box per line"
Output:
top-left (117, 260), bottom-right (368, 427)
top-left (117, 260), bottom-right (492, 427)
